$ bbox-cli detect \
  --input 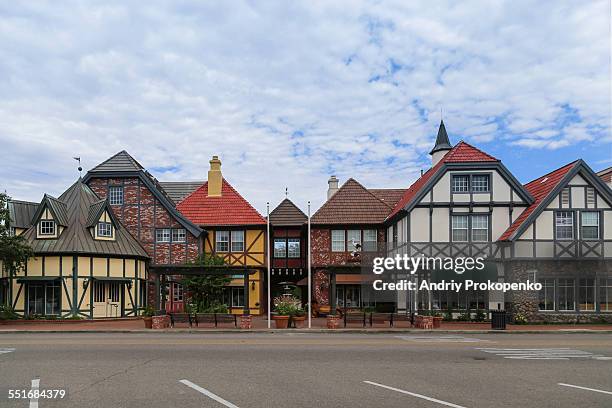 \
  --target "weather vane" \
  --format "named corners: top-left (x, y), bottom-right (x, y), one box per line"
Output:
top-left (285, 187), bottom-right (288, 198)
top-left (73, 157), bottom-right (82, 177)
